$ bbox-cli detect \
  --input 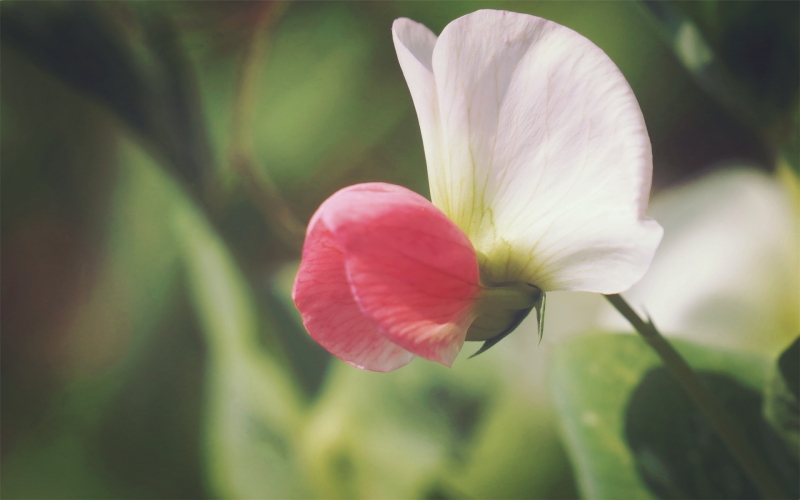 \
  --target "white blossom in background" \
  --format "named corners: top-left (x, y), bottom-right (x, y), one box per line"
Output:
top-left (598, 167), bottom-right (799, 357)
